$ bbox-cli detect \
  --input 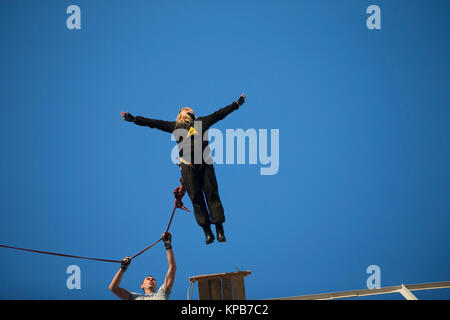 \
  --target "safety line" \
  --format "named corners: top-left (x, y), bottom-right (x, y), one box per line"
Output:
top-left (0, 174), bottom-right (190, 264)
top-left (0, 244), bottom-right (122, 263)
